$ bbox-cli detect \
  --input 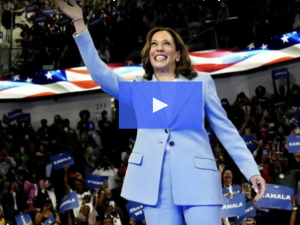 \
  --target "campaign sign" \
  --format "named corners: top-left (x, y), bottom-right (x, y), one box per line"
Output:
top-left (26, 4), bottom-right (36, 13)
top-left (60, 16), bottom-right (71, 25)
top-left (286, 135), bottom-right (300, 153)
top-left (44, 214), bottom-right (56, 224)
top-left (8, 109), bottom-right (23, 122)
top-left (257, 208), bottom-right (271, 217)
top-left (89, 17), bottom-right (101, 28)
top-left (51, 151), bottom-right (74, 170)
top-left (236, 201), bottom-right (257, 223)
top-left (256, 184), bottom-right (294, 210)
top-left (85, 174), bottom-right (109, 190)
top-left (221, 193), bottom-right (246, 218)
top-left (126, 201), bottom-right (145, 222)
top-left (19, 113), bottom-right (31, 123)
top-left (242, 135), bottom-right (255, 152)
top-left (44, 7), bottom-right (55, 15)
top-left (60, 191), bottom-right (79, 213)
top-left (222, 185), bottom-right (241, 196)
top-left (272, 67), bottom-right (288, 80)
top-left (35, 14), bottom-right (47, 23)
top-left (119, 82), bottom-right (203, 129)
top-left (15, 213), bottom-right (32, 225)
